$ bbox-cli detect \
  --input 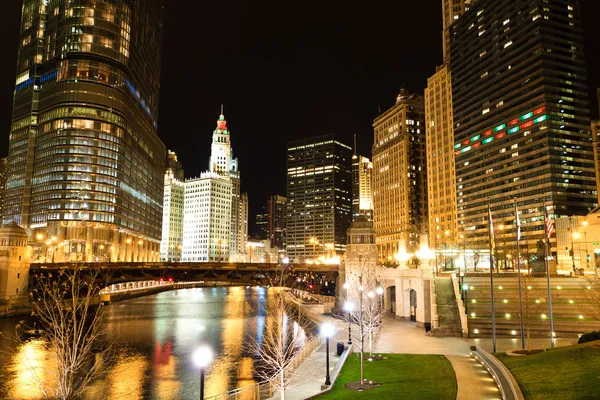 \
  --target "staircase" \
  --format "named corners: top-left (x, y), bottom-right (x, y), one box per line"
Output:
top-left (428, 277), bottom-right (463, 337)
top-left (464, 275), bottom-right (600, 338)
